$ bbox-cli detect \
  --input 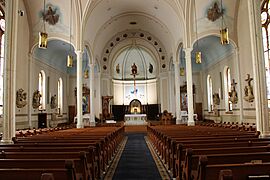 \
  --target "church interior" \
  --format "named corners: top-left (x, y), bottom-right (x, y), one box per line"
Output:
top-left (0, 0), bottom-right (270, 179)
